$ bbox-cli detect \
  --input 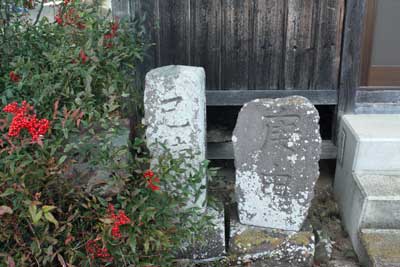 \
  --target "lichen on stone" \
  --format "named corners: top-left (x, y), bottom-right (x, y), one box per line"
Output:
top-left (233, 229), bottom-right (283, 249)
